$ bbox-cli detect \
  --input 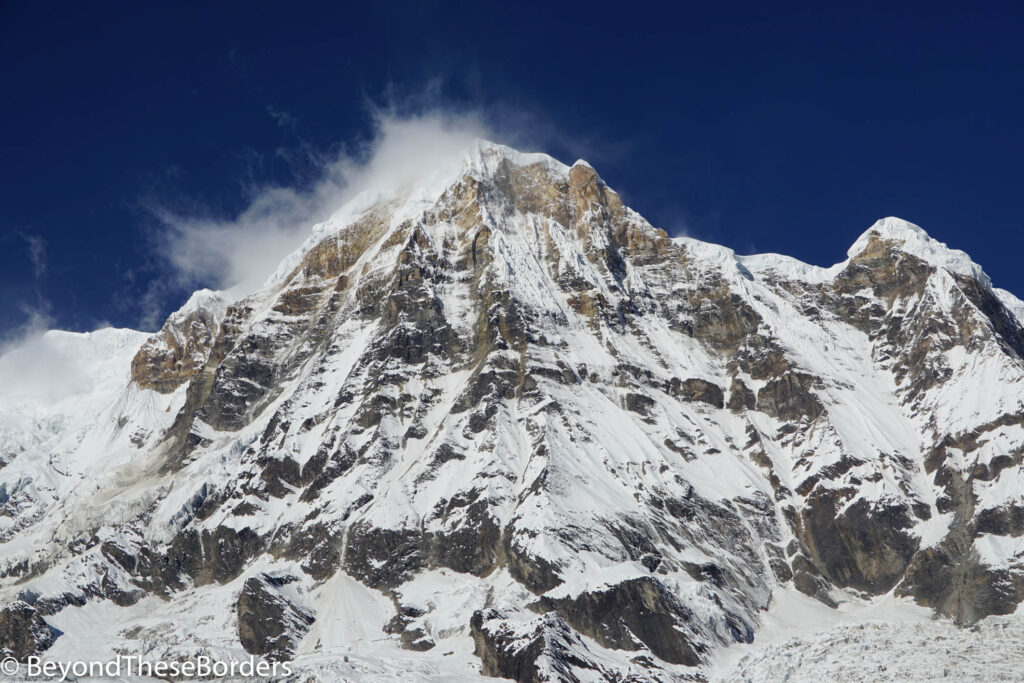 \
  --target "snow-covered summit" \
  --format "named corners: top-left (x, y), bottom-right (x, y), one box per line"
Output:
top-left (464, 138), bottom-right (571, 177)
top-left (726, 215), bottom-right (996, 291)
top-left (848, 216), bottom-right (992, 287)
top-left (170, 288), bottom-right (228, 325)
top-left (265, 139), bottom-right (579, 294)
